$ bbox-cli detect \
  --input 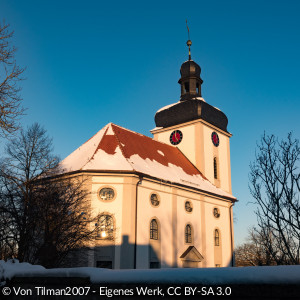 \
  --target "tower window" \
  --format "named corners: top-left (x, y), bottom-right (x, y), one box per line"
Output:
top-left (196, 82), bottom-right (200, 94)
top-left (214, 229), bottom-right (220, 246)
top-left (185, 224), bottom-right (192, 244)
top-left (214, 157), bottom-right (218, 179)
top-left (150, 219), bottom-right (159, 240)
top-left (184, 82), bottom-right (189, 93)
